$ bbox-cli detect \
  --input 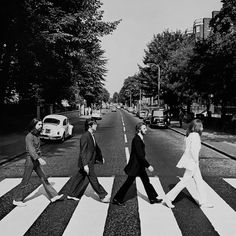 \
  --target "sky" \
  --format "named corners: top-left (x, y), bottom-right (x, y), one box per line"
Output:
top-left (100, 0), bottom-right (223, 96)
